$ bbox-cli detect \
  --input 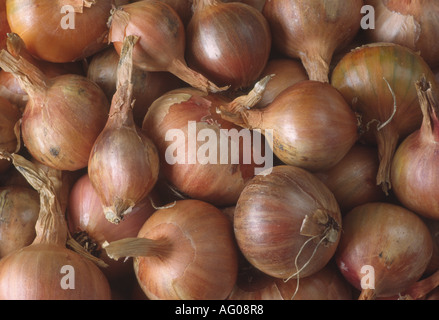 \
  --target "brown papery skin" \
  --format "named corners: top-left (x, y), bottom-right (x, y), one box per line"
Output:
top-left (87, 46), bottom-right (184, 127)
top-left (228, 259), bottom-right (352, 300)
top-left (0, 1), bottom-right (10, 50)
top-left (335, 202), bottom-right (433, 299)
top-left (88, 95), bottom-right (160, 224)
top-left (262, 0), bottom-right (363, 82)
top-left (254, 58), bottom-right (308, 109)
top-left (142, 87), bottom-right (261, 207)
top-left (134, 199), bottom-right (239, 300)
top-left (68, 174), bottom-right (155, 281)
top-left (331, 43), bottom-right (438, 194)
top-left (0, 186), bottom-right (39, 258)
top-left (109, 1), bottom-right (227, 93)
top-left (391, 79), bottom-right (439, 220)
top-left (0, 243), bottom-right (112, 300)
top-left (365, 0), bottom-right (439, 68)
top-left (109, 1), bottom-right (185, 71)
top-left (5, 0), bottom-right (119, 63)
top-left (0, 96), bottom-right (20, 173)
top-left (315, 144), bottom-right (386, 215)
top-left (21, 74), bottom-right (109, 171)
top-left (234, 165), bottom-right (342, 280)
top-left (240, 80), bottom-right (358, 172)
top-left (186, 0), bottom-right (272, 90)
